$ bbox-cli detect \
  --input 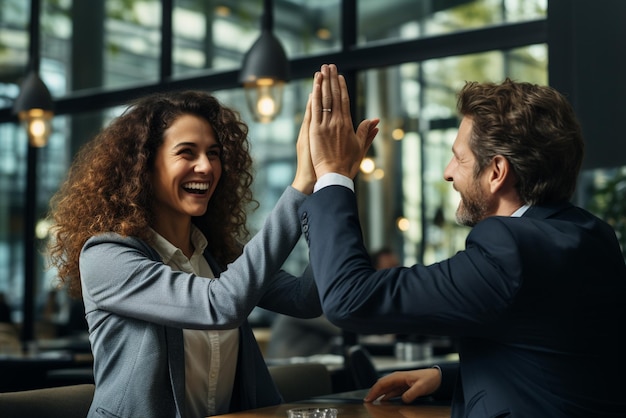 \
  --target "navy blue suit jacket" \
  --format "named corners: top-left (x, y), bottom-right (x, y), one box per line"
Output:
top-left (300, 185), bottom-right (626, 418)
